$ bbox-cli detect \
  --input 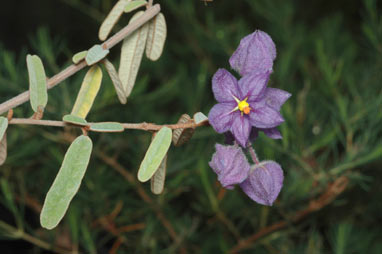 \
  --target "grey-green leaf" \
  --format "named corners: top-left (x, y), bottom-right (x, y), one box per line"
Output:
top-left (27, 54), bottom-right (48, 112)
top-left (150, 154), bottom-right (167, 194)
top-left (124, 0), bottom-right (147, 13)
top-left (40, 135), bottom-right (93, 230)
top-left (86, 45), bottom-right (110, 66)
top-left (63, 114), bottom-right (88, 126)
top-left (72, 50), bottom-right (88, 64)
top-left (145, 12), bottom-right (167, 61)
top-left (119, 11), bottom-right (149, 98)
top-left (193, 112), bottom-right (208, 124)
top-left (103, 59), bottom-right (126, 104)
top-left (138, 127), bottom-right (172, 182)
top-left (0, 134), bottom-right (6, 166)
top-left (172, 114), bottom-right (194, 146)
top-left (98, 0), bottom-right (128, 41)
top-left (0, 117), bottom-right (8, 141)
top-left (89, 122), bottom-right (124, 132)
